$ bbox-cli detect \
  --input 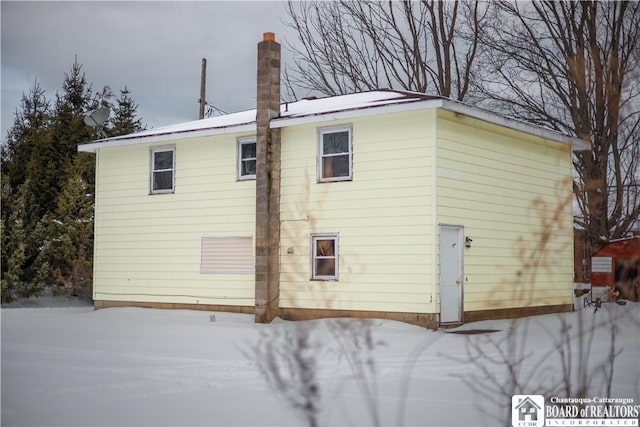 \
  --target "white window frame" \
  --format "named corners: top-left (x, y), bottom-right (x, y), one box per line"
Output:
top-left (311, 233), bottom-right (339, 281)
top-left (237, 136), bottom-right (257, 181)
top-left (317, 124), bottom-right (353, 182)
top-left (149, 145), bottom-right (175, 194)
